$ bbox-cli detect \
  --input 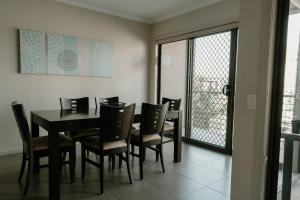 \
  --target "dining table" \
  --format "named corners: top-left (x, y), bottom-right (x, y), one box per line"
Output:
top-left (30, 105), bottom-right (182, 200)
